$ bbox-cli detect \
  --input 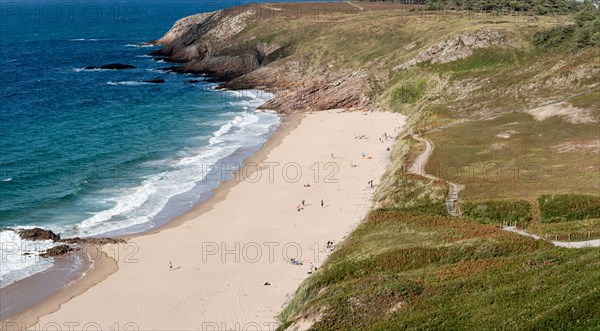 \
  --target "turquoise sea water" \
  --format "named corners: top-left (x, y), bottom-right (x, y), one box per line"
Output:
top-left (0, 0), bottom-right (326, 287)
